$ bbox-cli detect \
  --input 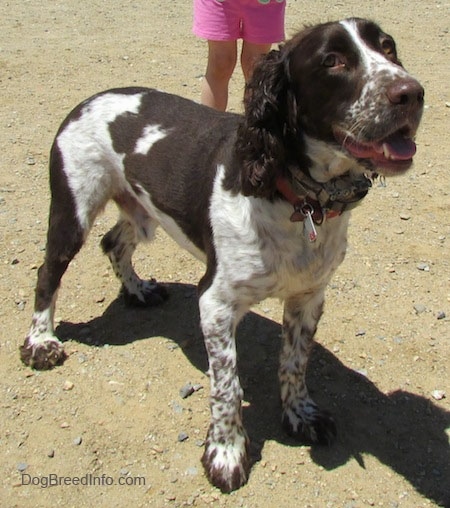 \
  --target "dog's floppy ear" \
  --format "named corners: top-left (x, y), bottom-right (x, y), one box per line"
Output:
top-left (236, 48), bottom-right (299, 198)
